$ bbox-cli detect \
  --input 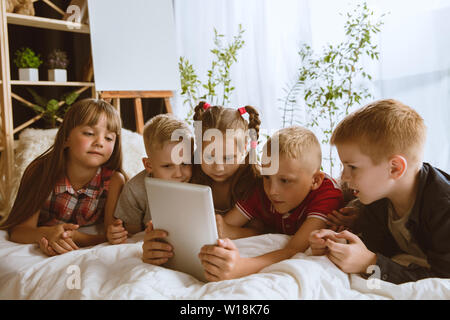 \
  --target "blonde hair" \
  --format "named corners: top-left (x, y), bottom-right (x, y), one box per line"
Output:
top-left (330, 99), bottom-right (426, 165)
top-left (266, 126), bottom-right (322, 172)
top-left (143, 113), bottom-right (193, 156)
top-left (1, 99), bottom-right (125, 230)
